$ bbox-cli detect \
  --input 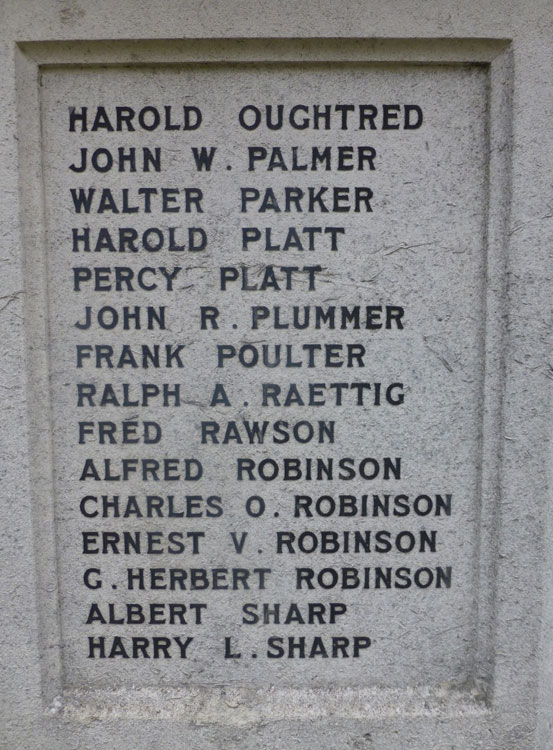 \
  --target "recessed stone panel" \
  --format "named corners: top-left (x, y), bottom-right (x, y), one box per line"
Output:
top-left (39, 63), bottom-right (488, 689)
